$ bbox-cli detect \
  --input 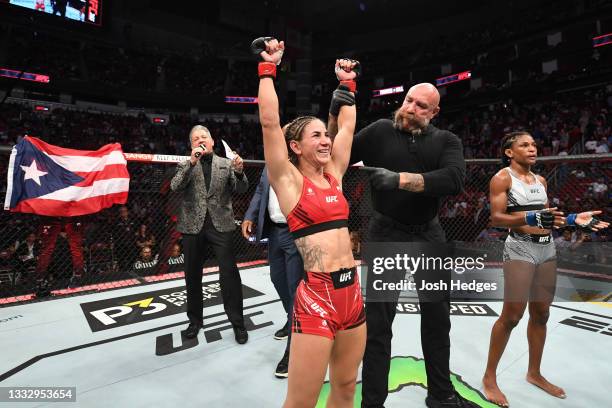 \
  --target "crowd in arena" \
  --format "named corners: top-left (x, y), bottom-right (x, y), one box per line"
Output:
top-left (4, 25), bottom-right (229, 98)
top-left (1, 0), bottom-right (611, 298)
top-left (0, 103), bottom-right (264, 159)
top-left (0, 82), bottom-right (610, 162)
top-left (3, 0), bottom-right (609, 109)
top-left (1, 78), bottom-right (610, 269)
top-left (0, 150), bottom-right (609, 297)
